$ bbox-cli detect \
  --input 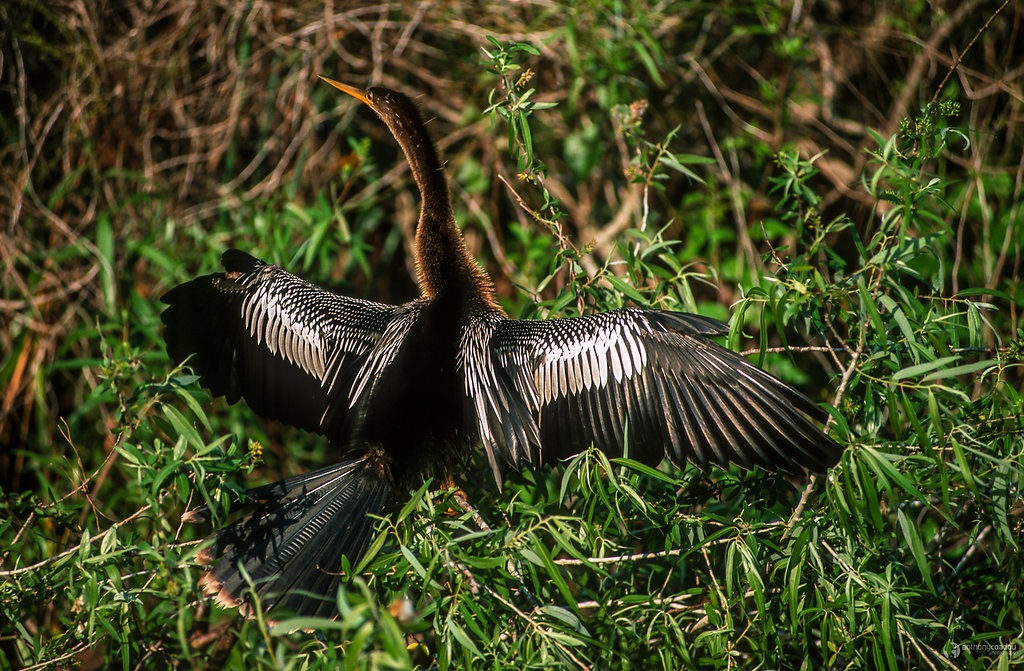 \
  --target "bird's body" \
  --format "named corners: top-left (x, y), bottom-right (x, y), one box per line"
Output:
top-left (162, 79), bottom-right (843, 618)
